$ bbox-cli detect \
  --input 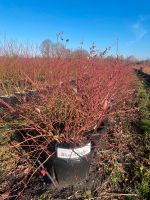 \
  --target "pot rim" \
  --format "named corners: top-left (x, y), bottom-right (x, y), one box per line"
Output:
top-left (56, 142), bottom-right (91, 160)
